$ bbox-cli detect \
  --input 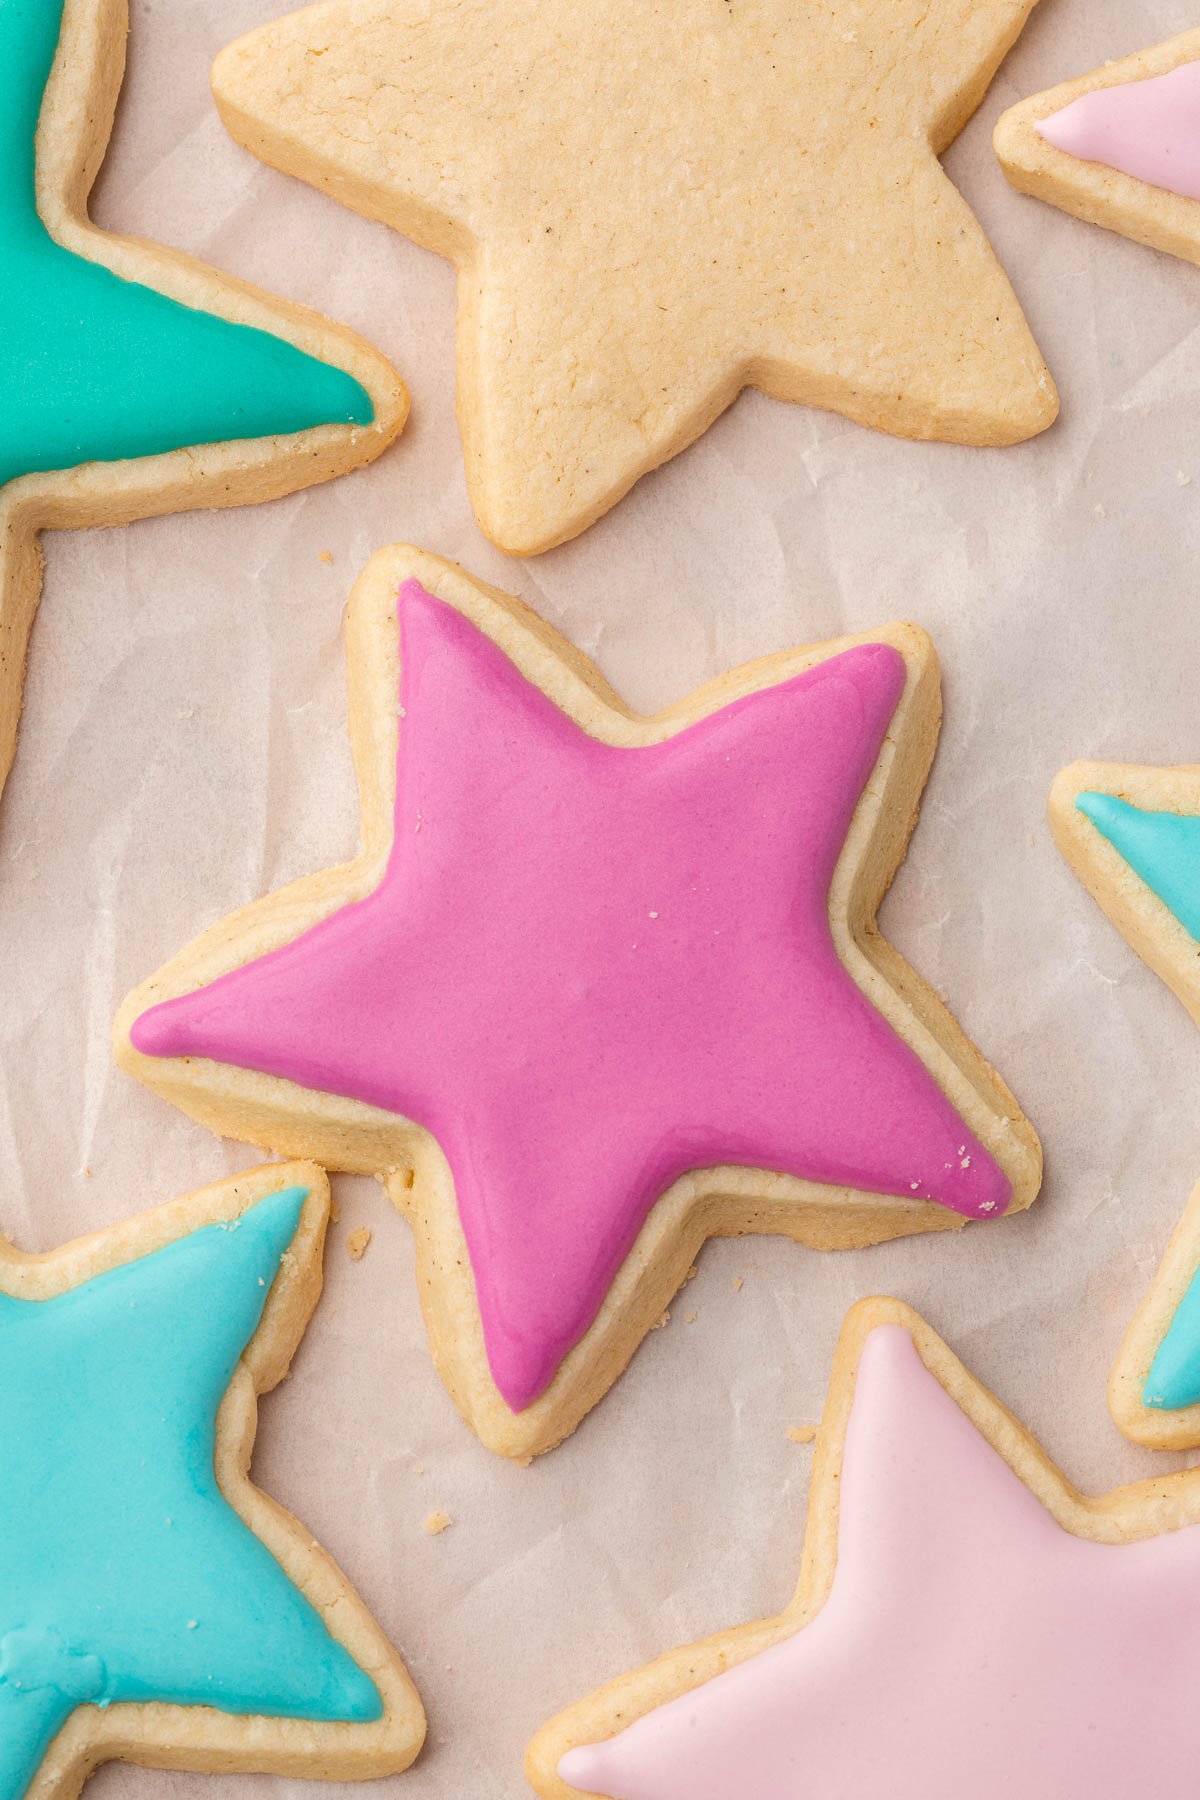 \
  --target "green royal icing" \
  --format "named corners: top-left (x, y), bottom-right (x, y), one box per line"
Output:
top-left (1076, 790), bottom-right (1200, 1412)
top-left (1, 0), bottom-right (372, 492)
top-left (1076, 791), bottom-right (1200, 945)
top-left (0, 1185), bottom-right (381, 1800)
